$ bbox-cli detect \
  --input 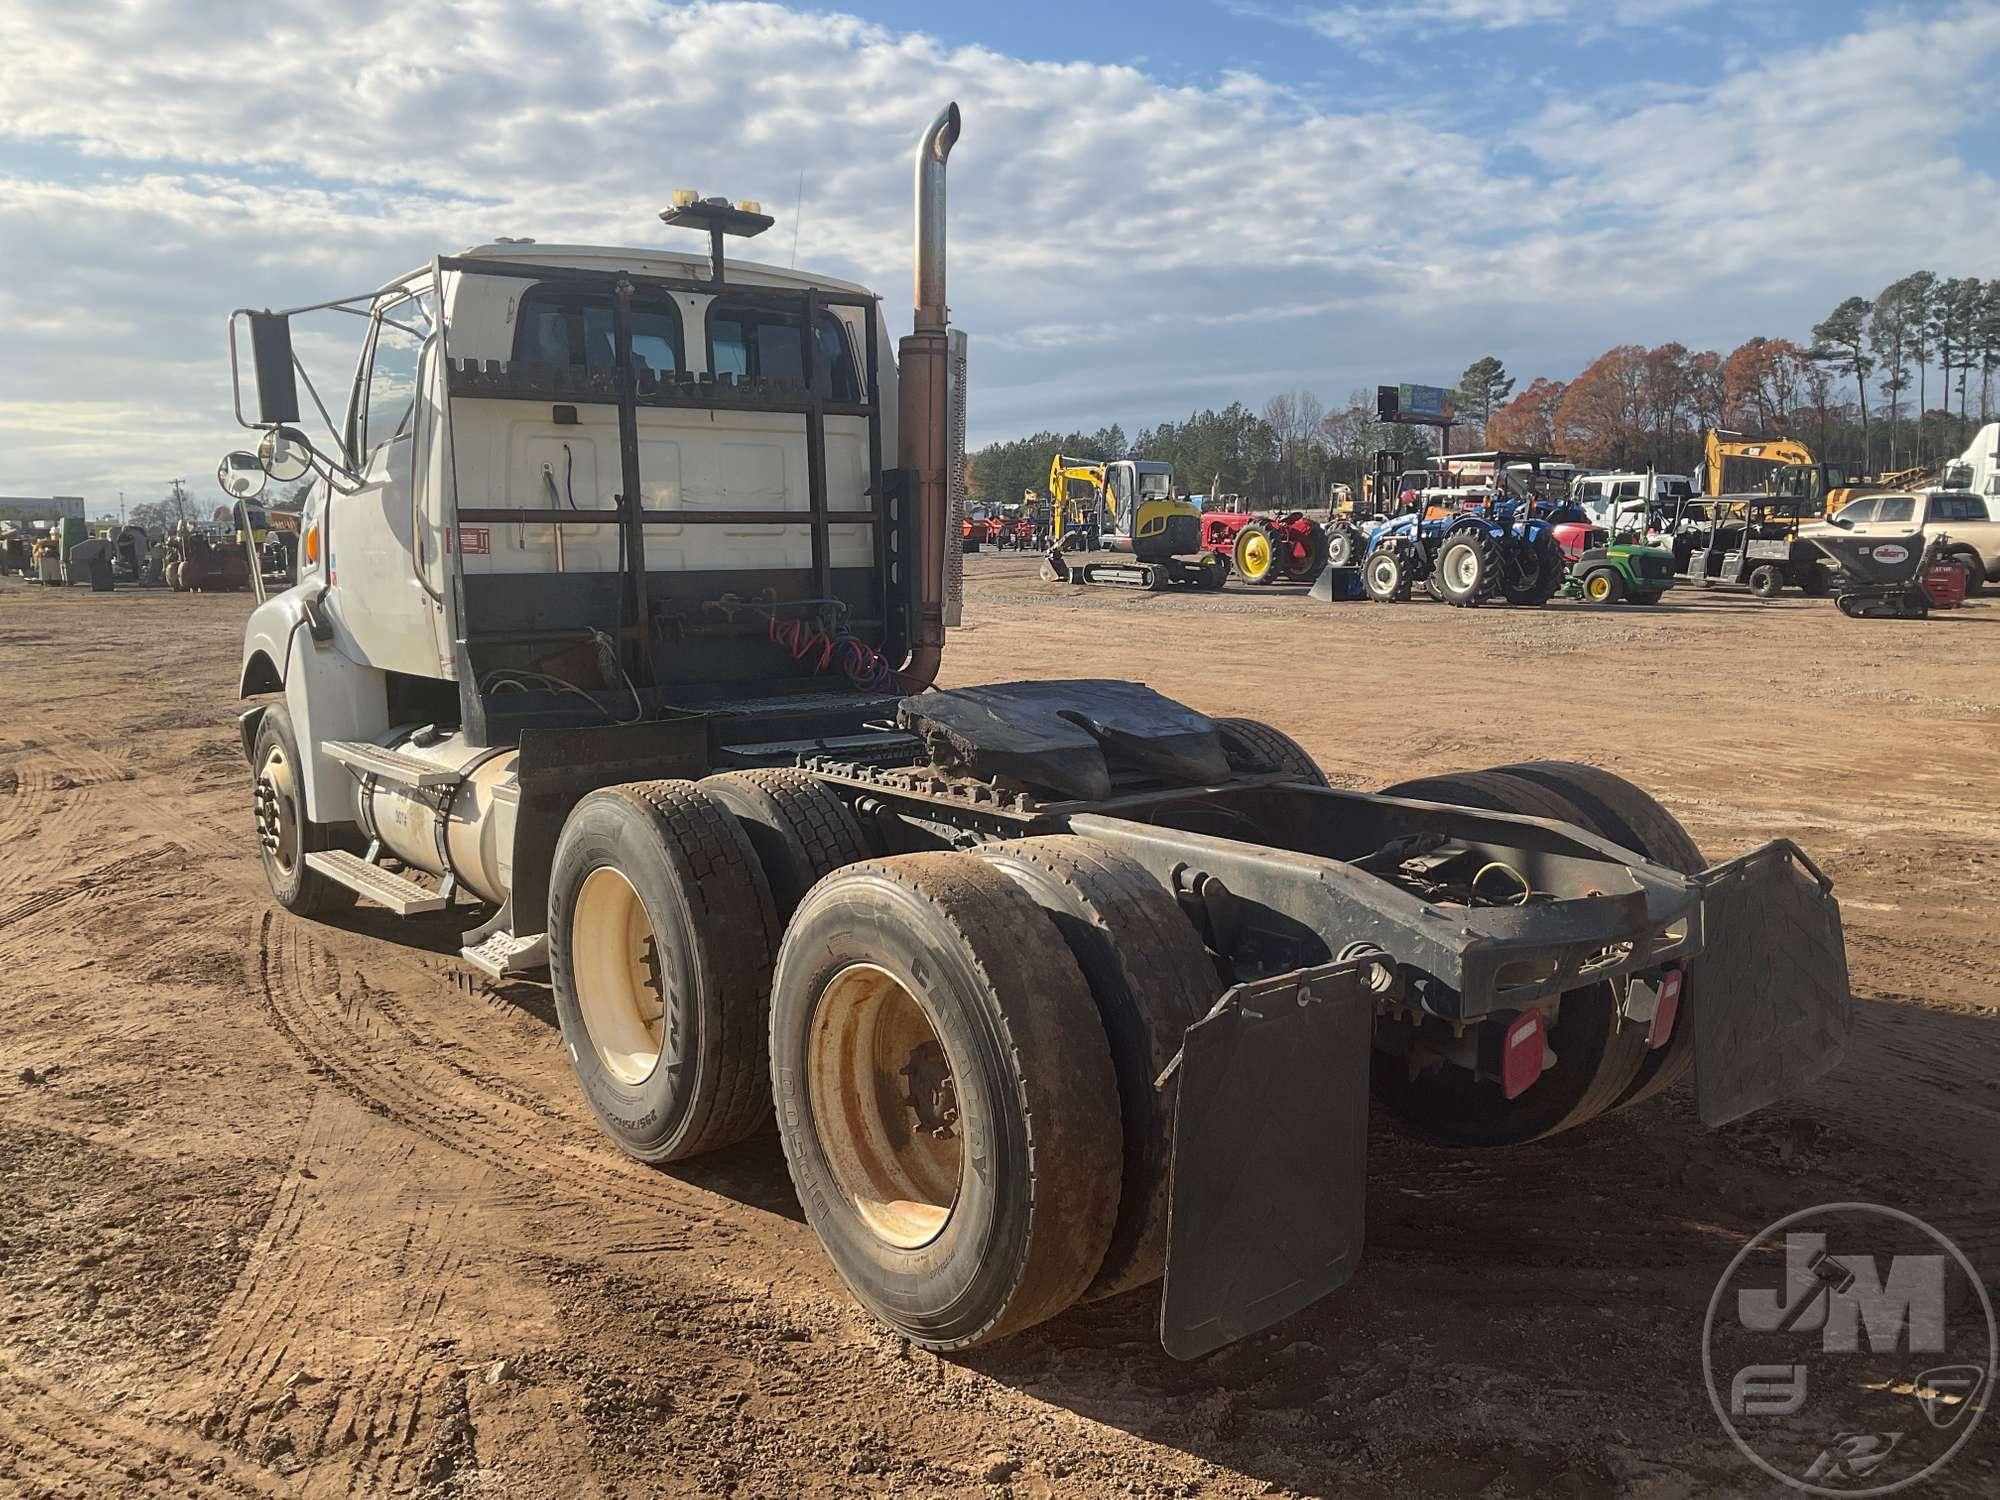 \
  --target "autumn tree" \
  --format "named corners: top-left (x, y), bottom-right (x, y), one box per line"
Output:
top-left (1554, 346), bottom-right (1651, 466)
top-left (1484, 377), bottom-right (1567, 453)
